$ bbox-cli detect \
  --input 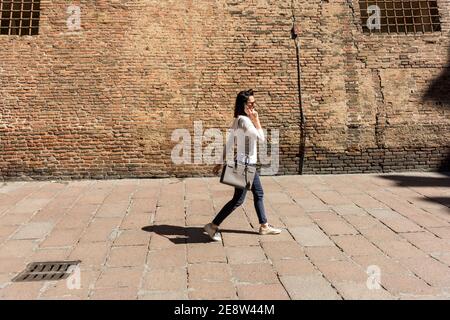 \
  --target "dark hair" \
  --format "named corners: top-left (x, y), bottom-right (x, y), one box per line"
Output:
top-left (234, 89), bottom-right (254, 118)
